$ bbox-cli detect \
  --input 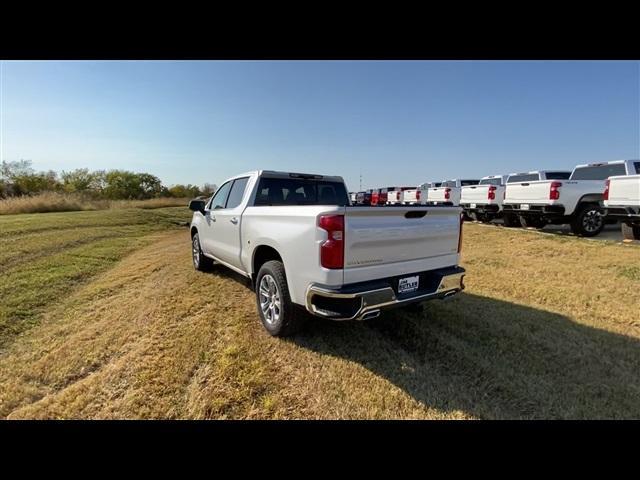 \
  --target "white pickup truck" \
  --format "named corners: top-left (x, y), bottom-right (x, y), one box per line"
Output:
top-left (386, 187), bottom-right (415, 205)
top-left (459, 175), bottom-right (509, 223)
top-left (603, 161), bottom-right (640, 240)
top-left (427, 179), bottom-right (480, 206)
top-left (188, 170), bottom-right (466, 336)
top-left (402, 182), bottom-right (441, 205)
top-left (502, 161), bottom-right (636, 237)
top-left (502, 170), bottom-right (571, 227)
